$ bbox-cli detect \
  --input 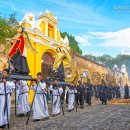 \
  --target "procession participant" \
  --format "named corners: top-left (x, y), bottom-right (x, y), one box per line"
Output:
top-left (0, 69), bottom-right (15, 130)
top-left (93, 85), bottom-right (98, 99)
top-left (75, 85), bottom-right (79, 106)
top-left (97, 85), bottom-right (101, 99)
top-left (77, 80), bottom-right (85, 108)
top-left (15, 80), bottom-right (30, 116)
top-left (107, 84), bottom-right (113, 101)
top-left (67, 82), bottom-right (77, 112)
top-left (112, 85), bottom-right (116, 99)
top-left (100, 81), bottom-right (108, 105)
top-left (118, 85), bottom-right (121, 99)
top-left (48, 82), bottom-right (53, 100)
top-left (31, 72), bottom-right (49, 121)
top-left (85, 78), bottom-right (92, 106)
top-left (115, 85), bottom-right (121, 99)
top-left (124, 84), bottom-right (129, 99)
top-left (49, 79), bottom-right (63, 117)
